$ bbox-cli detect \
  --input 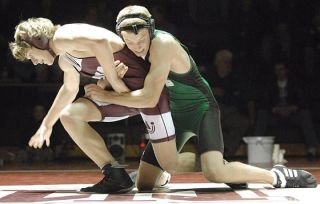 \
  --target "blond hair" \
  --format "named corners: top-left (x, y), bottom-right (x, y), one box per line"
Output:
top-left (116, 5), bottom-right (152, 28)
top-left (9, 17), bottom-right (57, 61)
